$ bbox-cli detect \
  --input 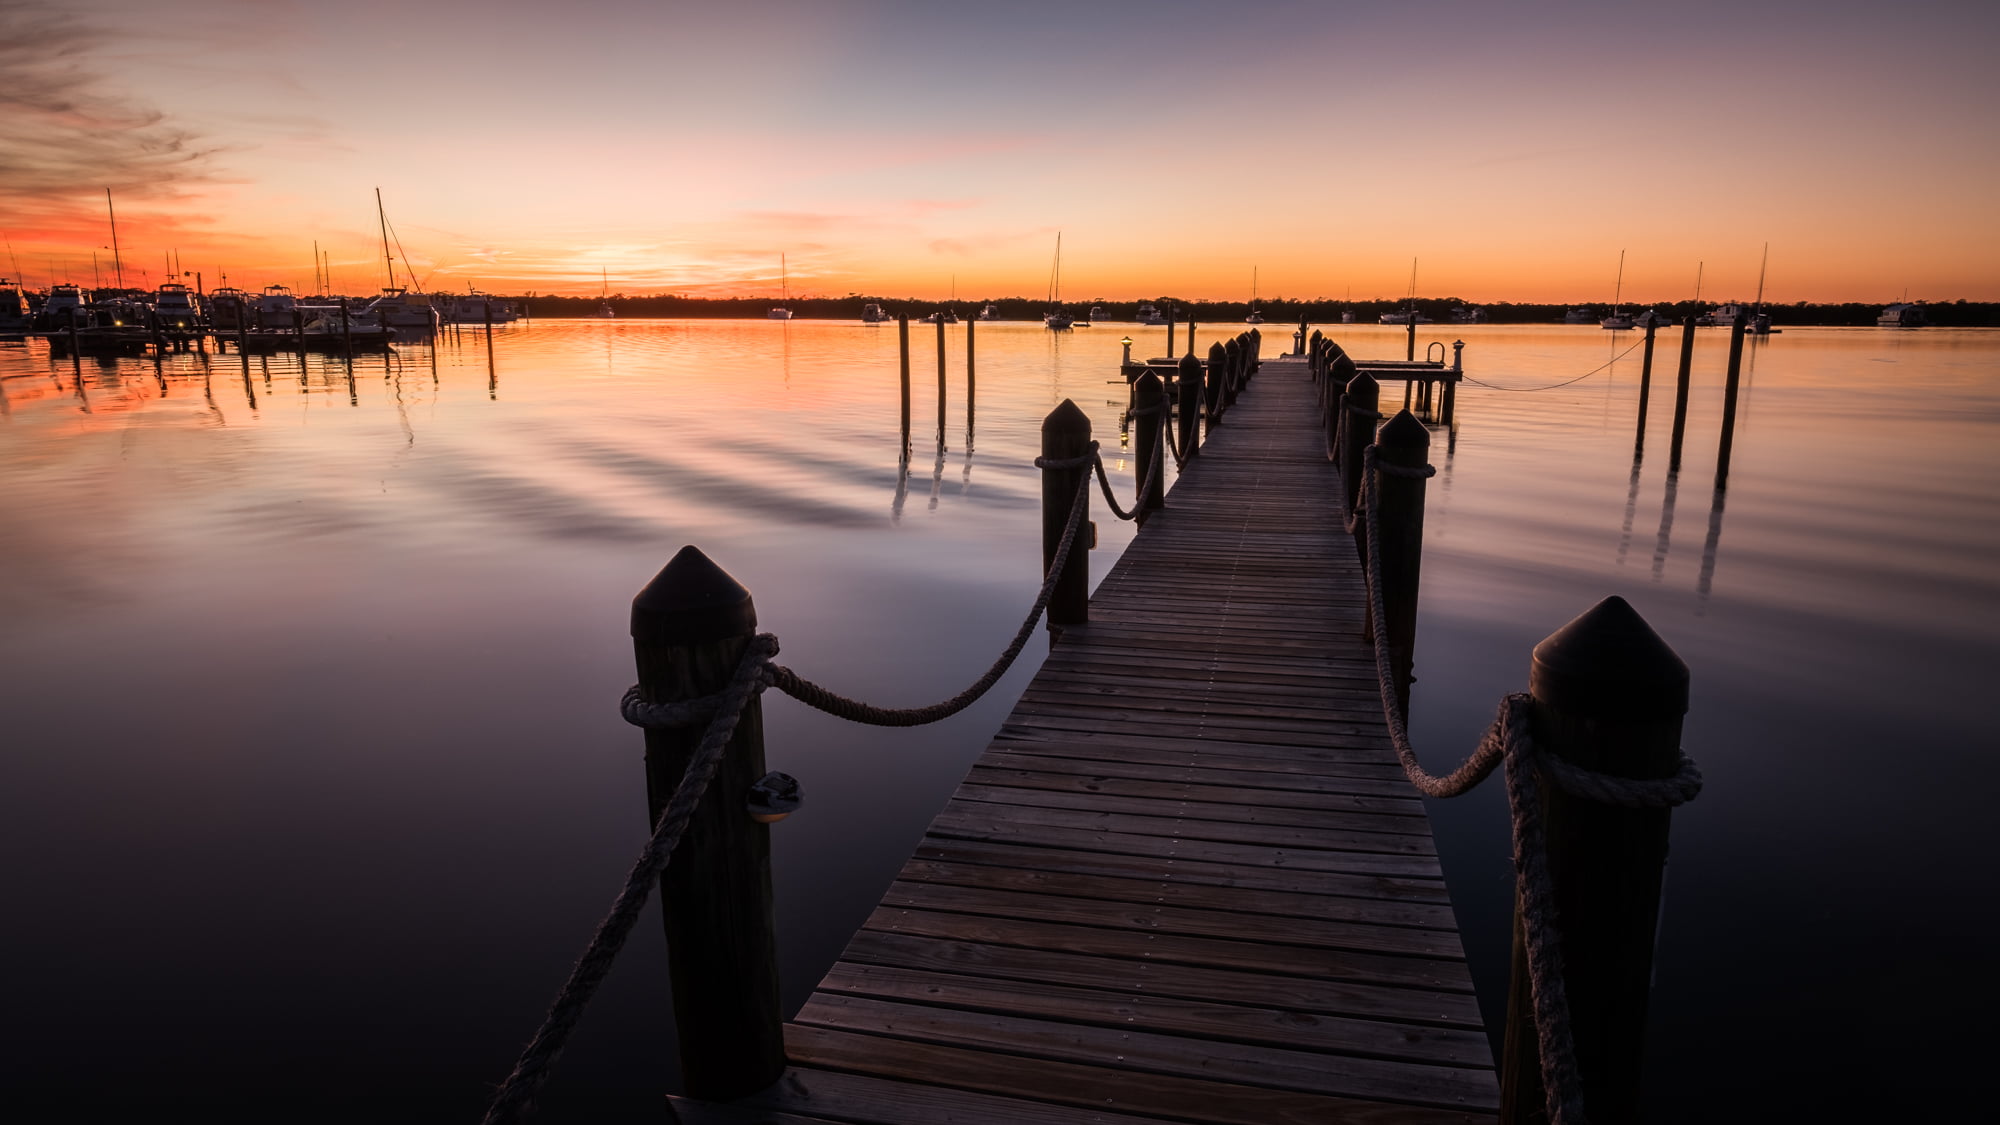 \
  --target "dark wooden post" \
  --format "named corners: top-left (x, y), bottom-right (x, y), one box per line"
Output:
top-left (897, 314), bottom-right (911, 455)
top-left (935, 314), bottom-right (947, 449)
top-left (1373, 411), bottom-right (1430, 716)
top-left (1042, 401), bottom-right (1092, 628)
top-left (1634, 319), bottom-right (1657, 453)
top-left (1500, 596), bottom-right (1689, 1125)
top-left (1222, 337), bottom-right (1242, 408)
top-left (1340, 372), bottom-right (1381, 529)
top-left (1246, 327), bottom-right (1260, 382)
top-left (292, 307), bottom-right (304, 352)
top-left (1176, 351), bottom-right (1202, 460)
top-left (1669, 316), bottom-right (1696, 472)
top-left (630, 546), bottom-right (785, 1101)
top-left (1186, 317), bottom-right (1197, 357)
top-left (341, 298), bottom-right (353, 355)
top-left (1133, 371), bottom-right (1166, 522)
top-left (965, 314), bottom-right (975, 422)
top-left (1406, 315), bottom-right (1416, 361)
top-left (1204, 342), bottom-right (1226, 424)
top-left (1298, 317), bottom-right (1310, 357)
top-left (1715, 313), bottom-right (1747, 487)
top-left (1166, 306), bottom-right (1176, 357)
